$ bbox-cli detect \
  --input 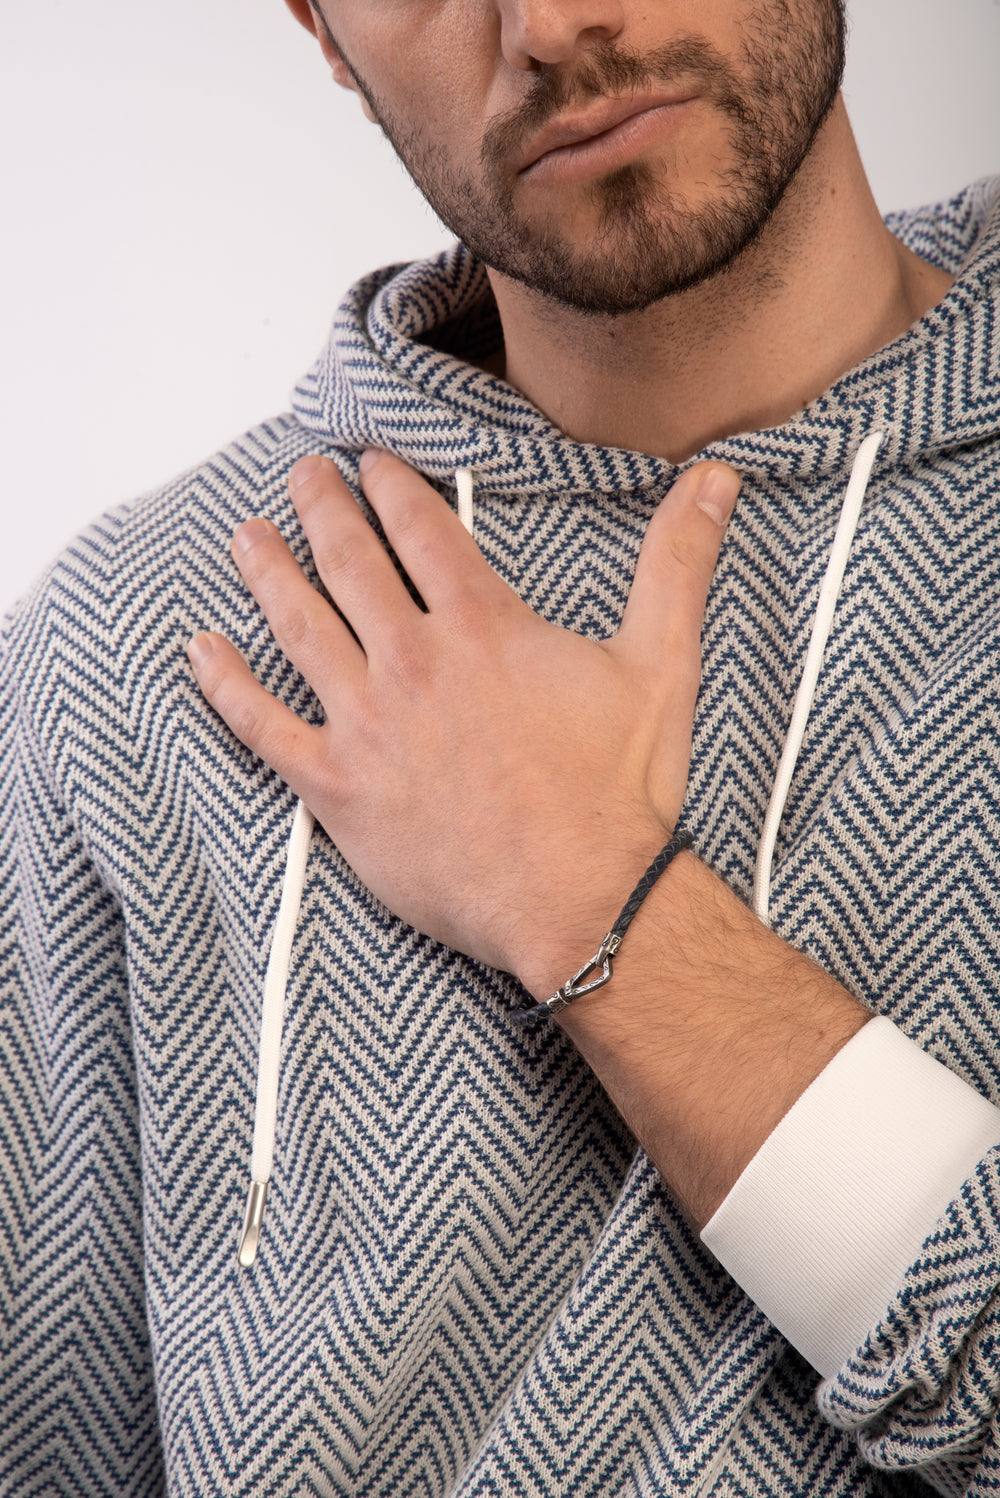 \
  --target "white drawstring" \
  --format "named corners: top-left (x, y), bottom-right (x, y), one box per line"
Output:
top-left (456, 466), bottom-right (475, 536)
top-left (238, 471), bottom-right (478, 1267)
top-left (752, 432), bottom-right (884, 922)
top-left (237, 797), bottom-right (315, 1266)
